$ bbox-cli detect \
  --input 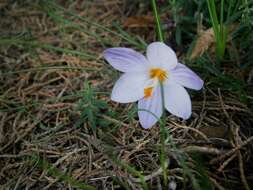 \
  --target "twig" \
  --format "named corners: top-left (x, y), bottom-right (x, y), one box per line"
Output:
top-left (217, 153), bottom-right (237, 172)
top-left (238, 151), bottom-right (250, 190)
top-left (183, 146), bottom-right (224, 155)
top-left (210, 136), bottom-right (253, 164)
top-left (218, 88), bottom-right (230, 119)
top-left (170, 121), bottom-right (209, 141)
top-left (209, 177), bottom-right (226, 190)
top-left (233, 124), bottom-right (250, 190)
